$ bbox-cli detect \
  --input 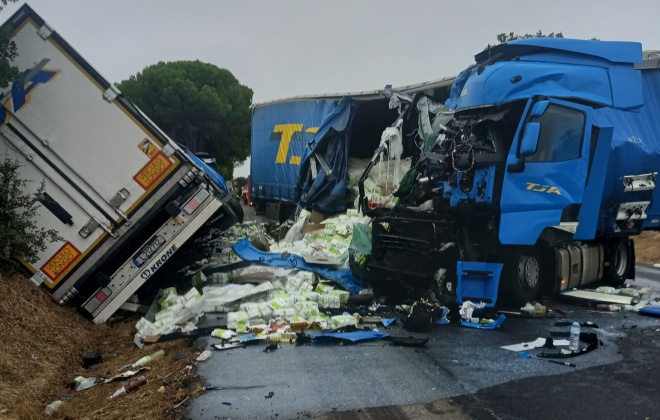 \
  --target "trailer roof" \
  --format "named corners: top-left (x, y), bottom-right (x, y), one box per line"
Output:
top-left (254, 48), bottom-right (660, 109)
top-left (636, 52), bottom-right (660, 70)
top-left (253, 75), bottom-right (456, 109)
